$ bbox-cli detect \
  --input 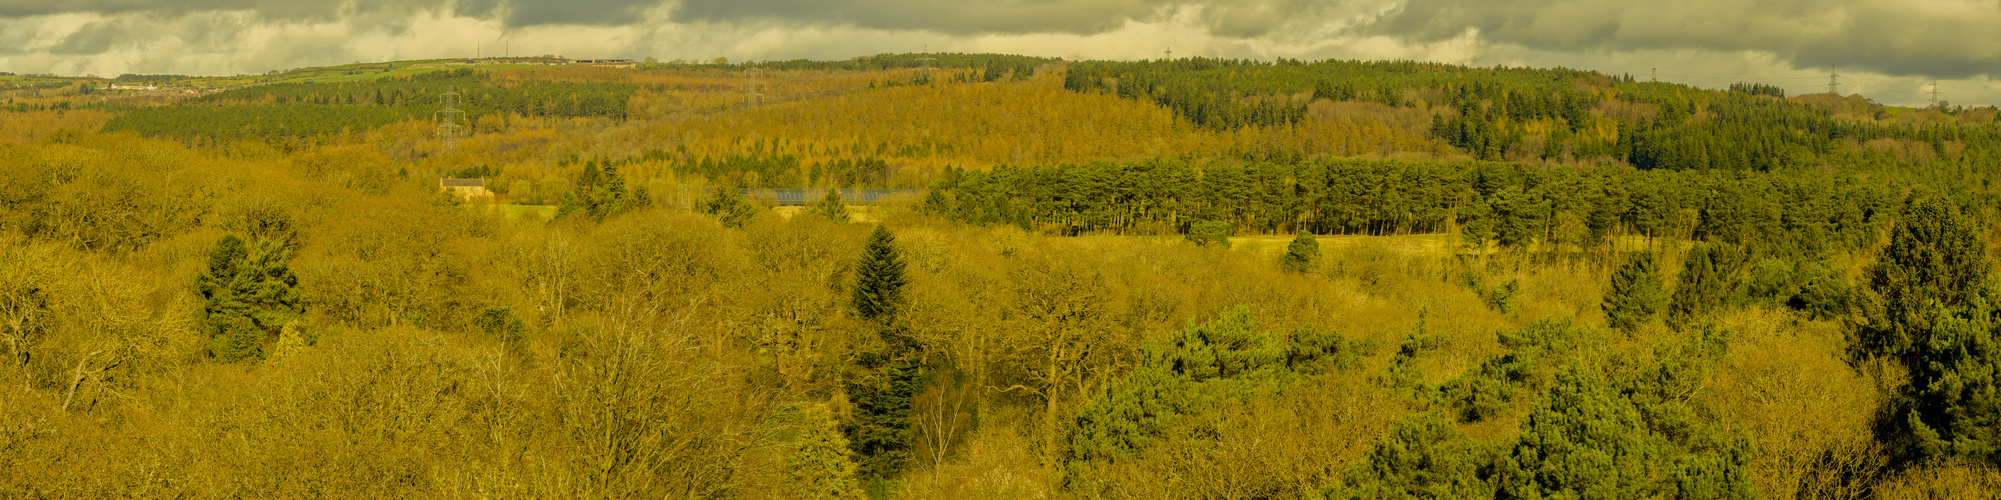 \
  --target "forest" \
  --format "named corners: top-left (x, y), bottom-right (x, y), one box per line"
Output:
top-left (5, 52), bottom-right (2001, 499)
